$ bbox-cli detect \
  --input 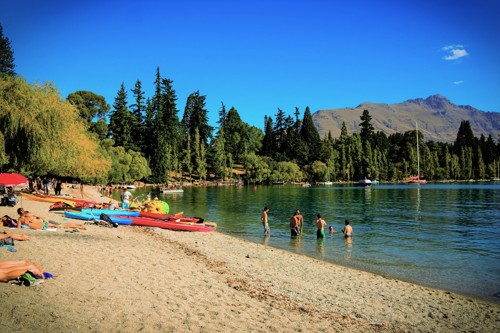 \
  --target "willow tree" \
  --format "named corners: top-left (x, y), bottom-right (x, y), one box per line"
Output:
top-left (0, 75), bottom-right (110, 177)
